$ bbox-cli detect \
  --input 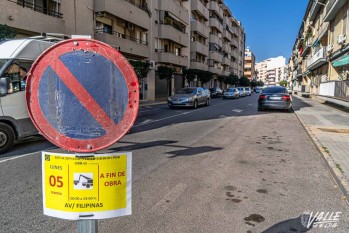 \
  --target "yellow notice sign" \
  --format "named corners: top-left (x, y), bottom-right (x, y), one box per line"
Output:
top-left (42, 152), bottom-right (132, 220)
